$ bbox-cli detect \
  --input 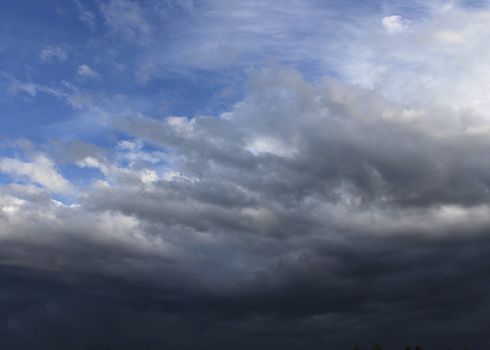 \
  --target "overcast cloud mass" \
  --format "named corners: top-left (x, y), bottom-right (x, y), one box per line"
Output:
top-left (2, 0), bottom-right (490, 349)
